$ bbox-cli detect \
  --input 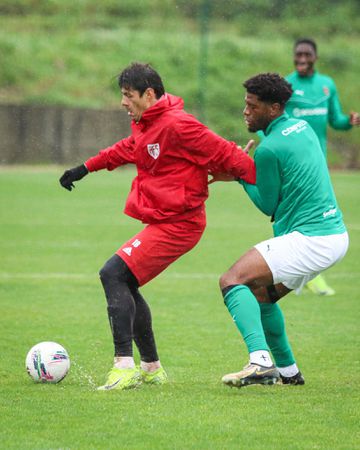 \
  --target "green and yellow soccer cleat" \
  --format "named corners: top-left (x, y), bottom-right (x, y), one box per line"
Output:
top-left (140, 366), bottom-right (168, 385)
top-left (222, 363), bottom-right (280, 388)
top-left (97, 367), bottom-right (142, 391)
top-left (306, 274), bottom-right (335, 296)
